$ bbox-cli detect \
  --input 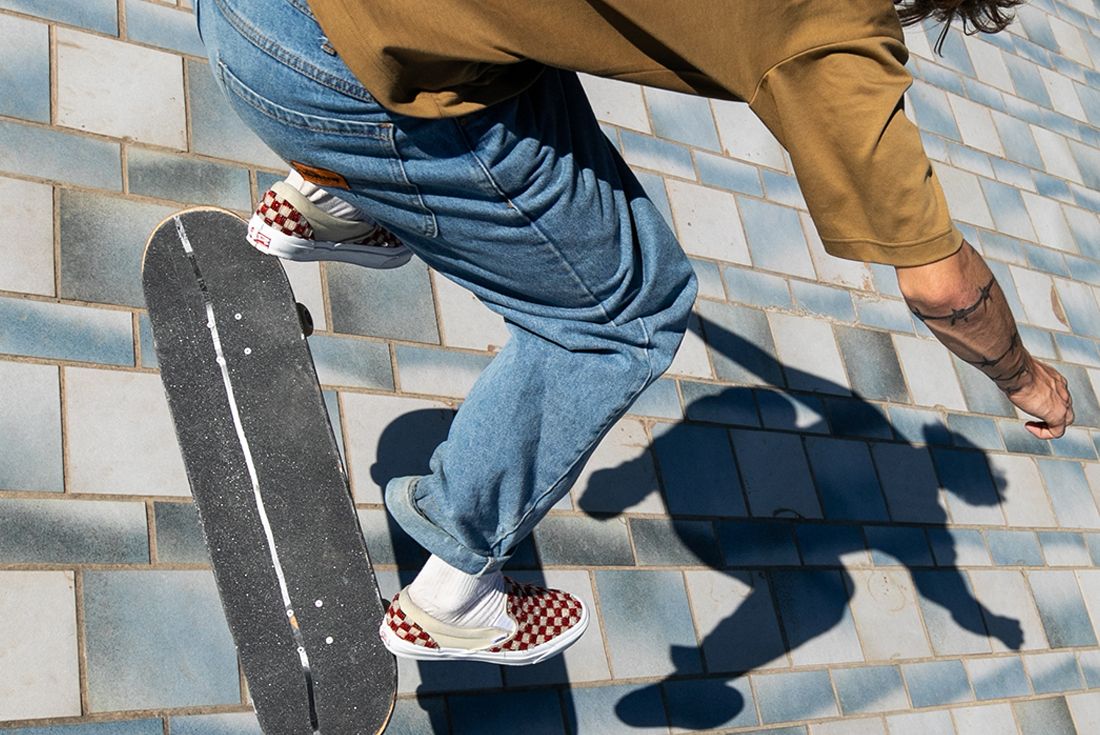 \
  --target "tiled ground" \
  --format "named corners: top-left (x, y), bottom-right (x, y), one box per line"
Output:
top-left (1, 0), bottom-right (1100, 733)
